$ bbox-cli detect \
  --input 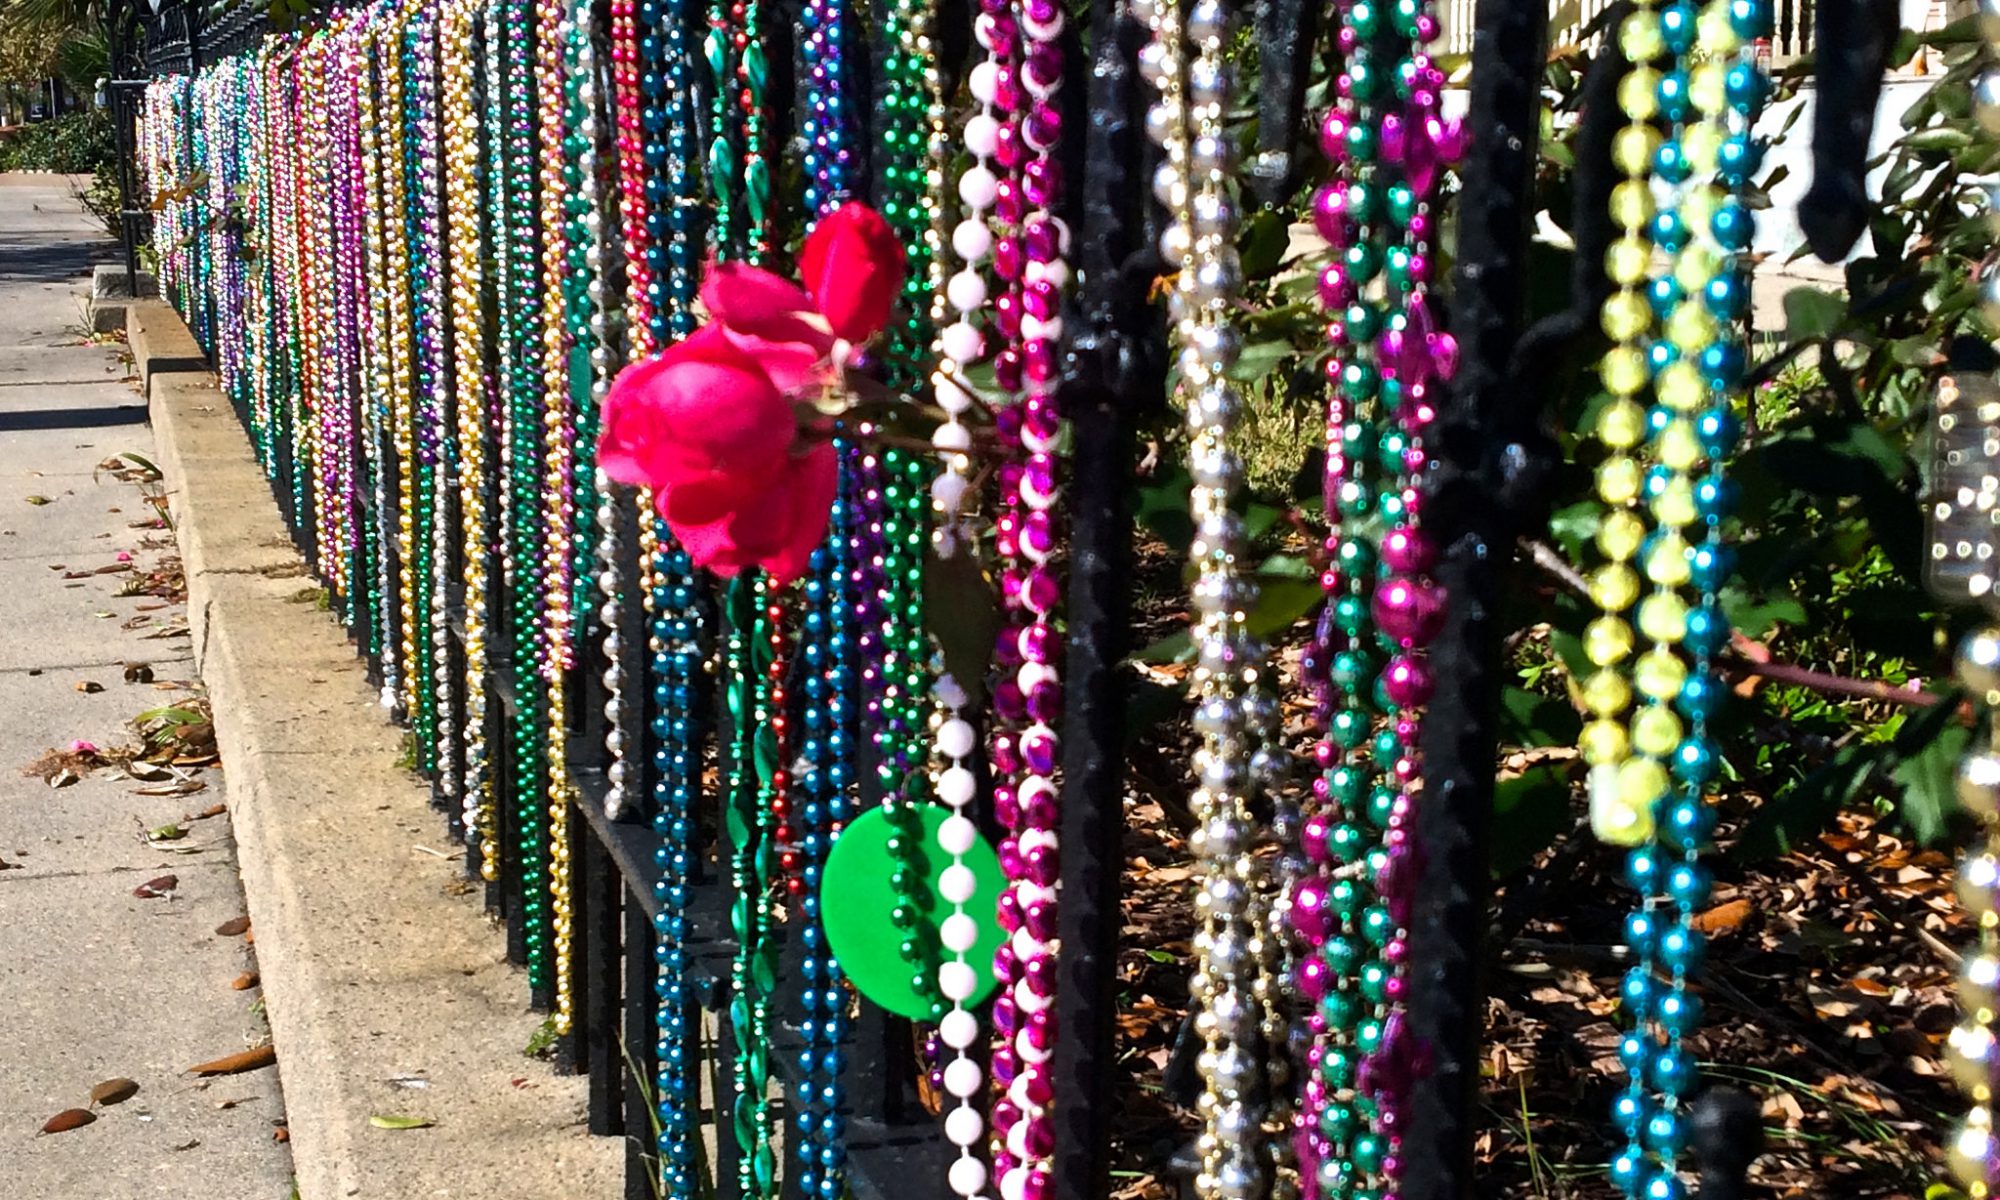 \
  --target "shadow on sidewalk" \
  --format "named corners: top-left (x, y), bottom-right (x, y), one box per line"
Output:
top-left (0, 404), bottom-right (147, 430)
